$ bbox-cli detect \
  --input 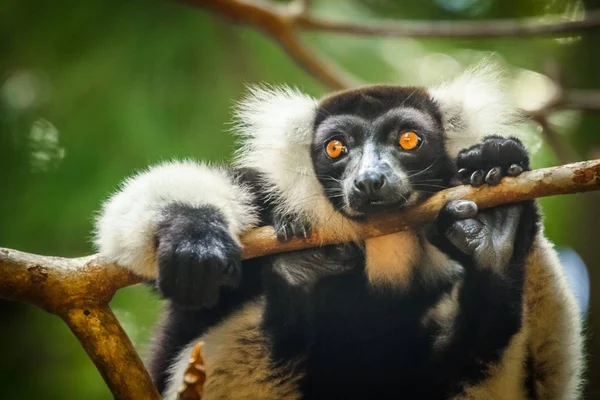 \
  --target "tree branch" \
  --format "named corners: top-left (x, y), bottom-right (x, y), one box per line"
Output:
top-left (531, 114), bottom-right (580, 163)
top-left (0, 250), bottom-right (159, 399)
top-left (182, 0), bottom-right (360, 89)
top-left (562, 89), bottom-right (600, 112)
top-left (1, 159), bottom-right (598, 289)
top-left (1, 159), bottom-right (599, 397)
top-left (239, 159), bottom-right (600, 258)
